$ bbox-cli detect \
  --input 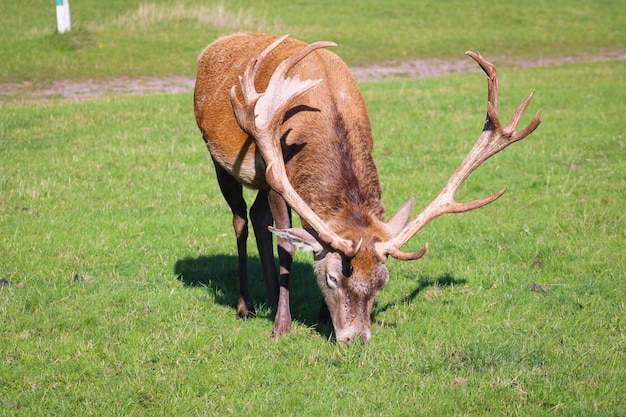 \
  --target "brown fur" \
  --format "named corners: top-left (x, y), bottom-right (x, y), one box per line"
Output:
top-left (194, 33), bottom-right (392, 344)
top-left (195, 33), bottom-right (385, 224)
